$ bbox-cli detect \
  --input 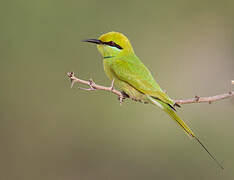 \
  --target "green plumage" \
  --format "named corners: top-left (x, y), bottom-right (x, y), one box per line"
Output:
top-left (98, 32), bottom-right (195, 137)
top-left (83, 31), bottom-right (224, 169)
top-left (103, 52), bottom-right (195, 138)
